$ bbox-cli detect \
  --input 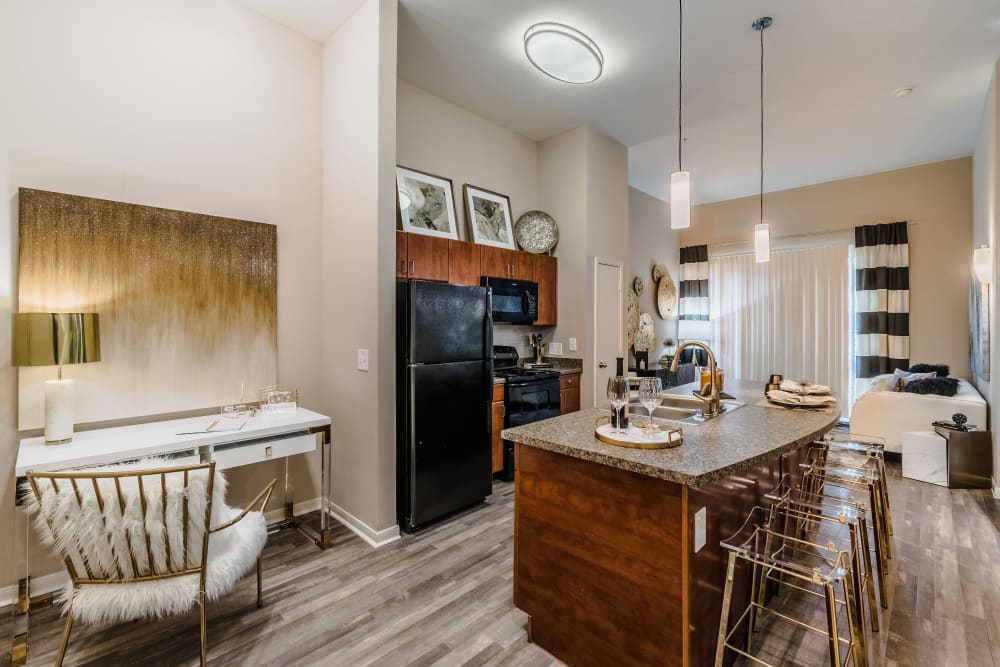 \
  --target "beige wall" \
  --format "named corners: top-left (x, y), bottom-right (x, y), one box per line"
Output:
top-left (322, 0), bottom-right (399, 535)
top-left (1, 0), bottom-right (14, 597)
top-left (972, 60), bottom-right (999, 495)
top-left (4, 0), bottom-right (325, 586)
top-left (628, 187), bottom-right (681, 362)
top-left (681, 158), bottom-right (974, 381)
top-left (396, 80), bottom-right (538, 240)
